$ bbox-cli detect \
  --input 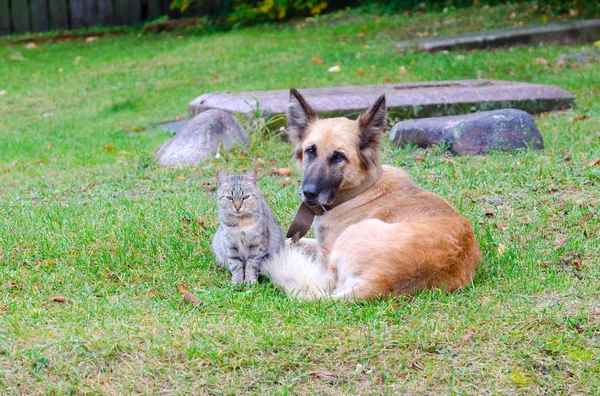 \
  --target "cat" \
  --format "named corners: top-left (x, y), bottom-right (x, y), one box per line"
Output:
top-left (211, 170), bottom-right (285, 285)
